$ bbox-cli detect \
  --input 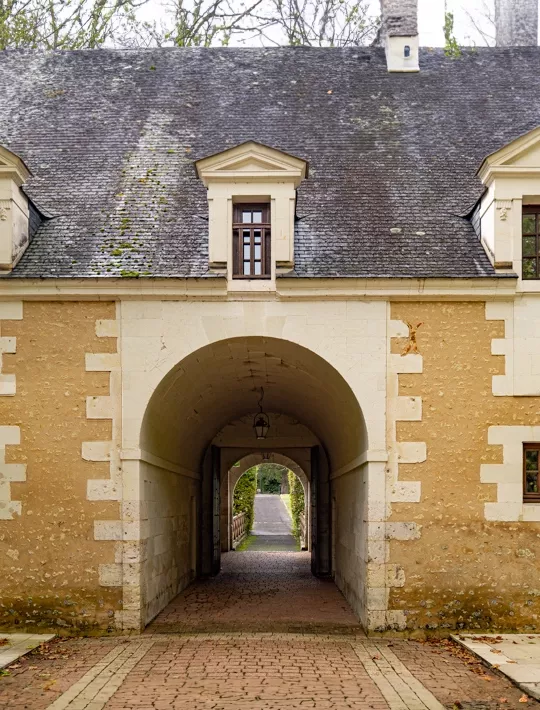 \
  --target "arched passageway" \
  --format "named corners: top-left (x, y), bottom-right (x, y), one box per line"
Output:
top-left (226, 451), bottom-right (309, 552)
top-left (139, 336), bottom-right (369, 629)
